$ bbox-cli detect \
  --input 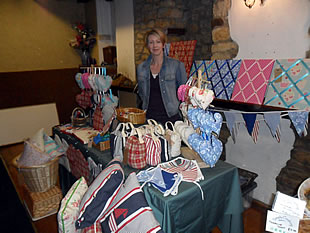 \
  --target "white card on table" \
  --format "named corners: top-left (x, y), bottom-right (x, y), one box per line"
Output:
top-left (265, 210), bottom-right (299, 233)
